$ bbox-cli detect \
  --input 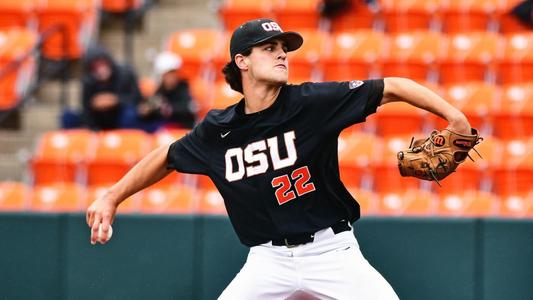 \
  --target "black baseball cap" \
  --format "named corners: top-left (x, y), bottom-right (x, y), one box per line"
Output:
top-left (229, 18), bottom-right (304, 61)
